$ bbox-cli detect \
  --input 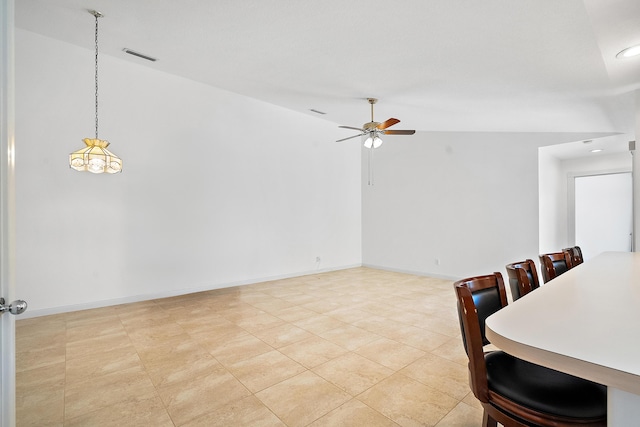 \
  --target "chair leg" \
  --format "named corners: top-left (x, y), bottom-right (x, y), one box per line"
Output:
top-left (482, 410), bottom-right (498, 427)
